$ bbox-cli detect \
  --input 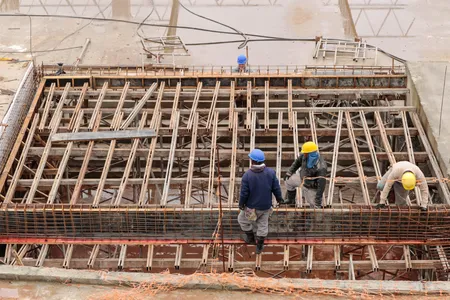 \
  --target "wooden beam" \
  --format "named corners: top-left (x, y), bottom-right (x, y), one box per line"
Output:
top-left (346, 111), bottom-right (371, 205)
top-left (92, 113), bottom-right (122, 207)
top-left (206, 81), bottom-right (220, 130)
top-left (4, 115), bottom-right (39, 203)
top-left (70, 112), bottom-right (101, 204)
top-left (326, 111), bottom-right (343, 207)
top-left (185, 114), bottom-right (199, 208)
top-left (187, 82), bottom-right (202, 131)
top-left (38, 83), bottom-right (55, 131)
top-left (161, 111), bottom-right (180, 207)
top-left (25, 112), bottom-right (62, 204)
top-left (120, 82), bottom-right (158, 130)
top-left (87, 82), bottom-right (107, 131)
top-left (51, 129), bottom-right (156, 142)
top-left (138, 113), bottom-right (162, 206)
top-left (169, 82), bottom-right (181, 130)
top-left (113, 113), bottom-right (148, 206)
top-left (47, 111), bottom-right (84, 204)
